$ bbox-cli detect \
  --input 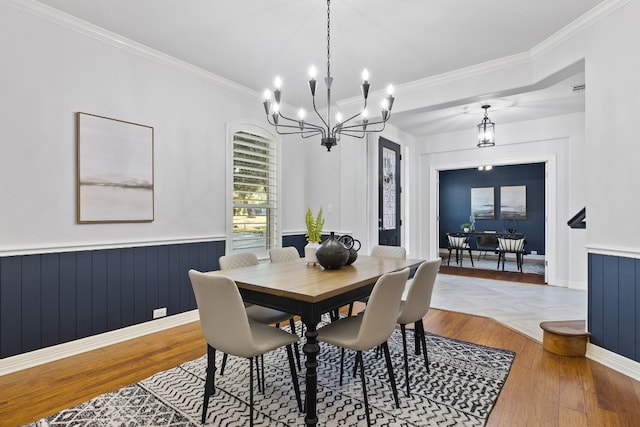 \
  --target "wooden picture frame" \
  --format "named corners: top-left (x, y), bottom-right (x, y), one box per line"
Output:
top-left (77, 112), bottom-right (154, 223)
top-left (500, 185), bottom-right (527, 220)
top-left (471, 187), bottom-right (495, 219)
